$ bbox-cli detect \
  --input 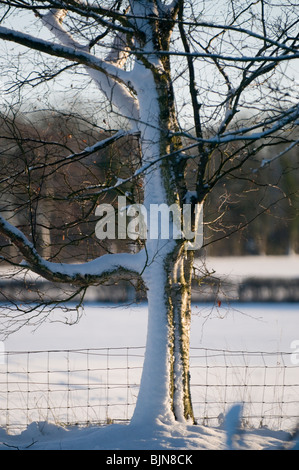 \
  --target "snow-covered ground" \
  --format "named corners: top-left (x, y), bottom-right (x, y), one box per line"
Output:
top-left (3, 301), bottom-right (298, 353)
top-left (198, 255), bottom-right (299, 281)
top-left (0, 415), bottom-right (295, 450)
top-left (0, 300), bottom-right (298, 450)
top-left (0, 256), bottom-right (298, 450)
